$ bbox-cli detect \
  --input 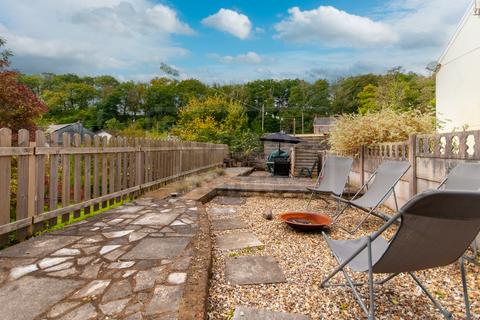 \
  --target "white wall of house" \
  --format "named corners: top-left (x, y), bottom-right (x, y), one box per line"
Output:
top-left (436, 3), bottom-right (480, 131)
